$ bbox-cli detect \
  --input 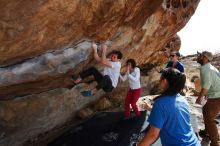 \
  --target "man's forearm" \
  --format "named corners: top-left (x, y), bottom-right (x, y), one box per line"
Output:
top-left (93, 51), bottom-right (101, 62)
top-left (199, 88), bottom-right (209, 98)
top-left (92, 42), bottom-right (101, 62)
top-left (138, 126), bottom-right (159, 146)
top-left (100, 44), bottom-right (112, 67)
top-left (196, 88), bottom-right (209, 104)
top-left (101, 47), bottom-right (107, 62)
